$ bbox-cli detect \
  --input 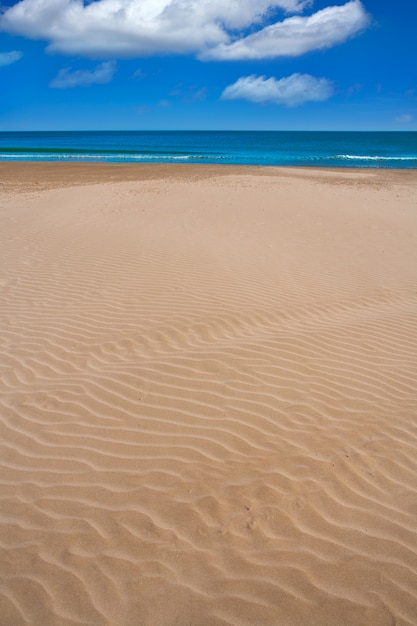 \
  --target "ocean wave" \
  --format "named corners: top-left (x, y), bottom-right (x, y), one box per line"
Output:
top-left (0, 152), bottom-right (227, 162)
top-left (334, 154), bottom-right (417, 161)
